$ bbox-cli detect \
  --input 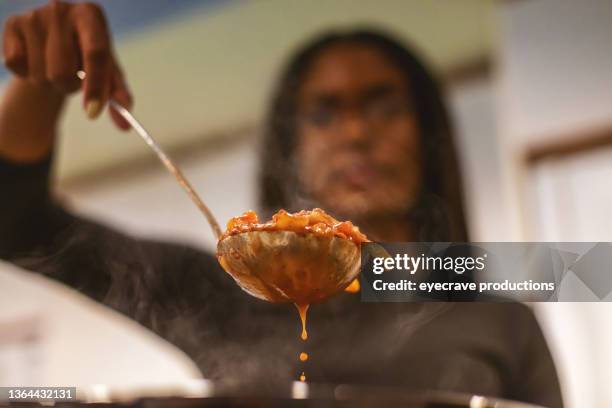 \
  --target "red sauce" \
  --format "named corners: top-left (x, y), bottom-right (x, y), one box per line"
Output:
top-left (219, 208), bottom-right (369, 245)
